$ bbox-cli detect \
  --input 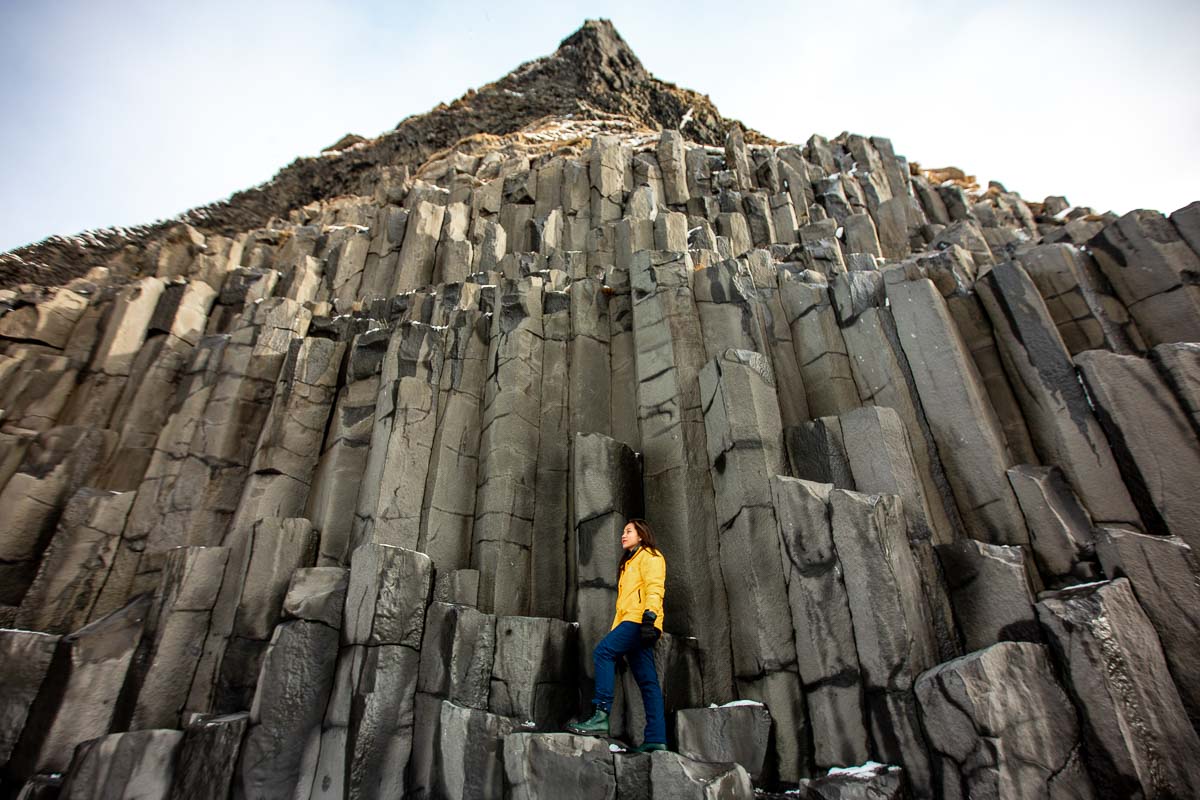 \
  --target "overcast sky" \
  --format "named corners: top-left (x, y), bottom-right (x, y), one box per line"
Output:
top-left (1, 0), bottom-right (1197, 252)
